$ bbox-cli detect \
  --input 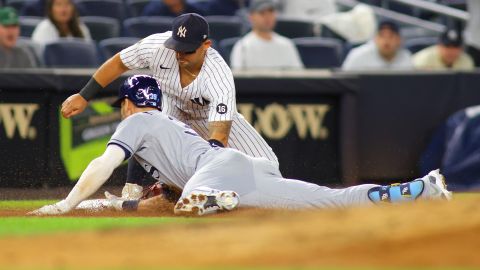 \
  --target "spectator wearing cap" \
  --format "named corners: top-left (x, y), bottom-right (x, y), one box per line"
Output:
top-left (230, 0), bottom-right (304, 70)
top-left (142, 0), bottom-right (205, 17)
top-left (342, 20), bottom-right (413, 71)
top-left (413, 29), bottom-right (474, 71)
top-left (0, 7), bottom-right (37, 68)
